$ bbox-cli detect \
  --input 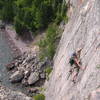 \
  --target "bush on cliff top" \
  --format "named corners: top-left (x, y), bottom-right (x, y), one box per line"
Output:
top-left (45, 67), bottom-right (53, 76)
top-left (0, 0), bottom-right (68, 36)
top-left (38, 24), bottom-right (59, 60)
top-left (33, 94), bottom-right (45, 100)
top-left (0, 0), bottom-right (15, 22)
top-left (45, 67), bottom-right (53, 80)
